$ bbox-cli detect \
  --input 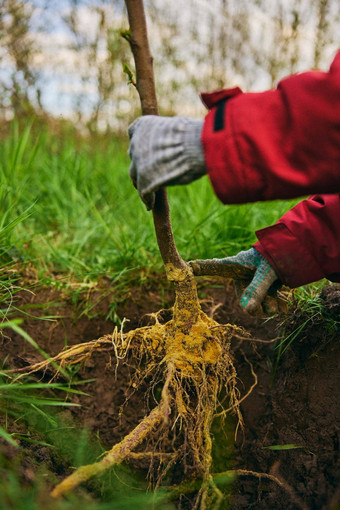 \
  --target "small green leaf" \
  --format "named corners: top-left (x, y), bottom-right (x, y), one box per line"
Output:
top-left (12, 434), bottom-right (54, 448)
top-left (122, 62), bottom-right (136, 86)
top-left (120, 29), bottom-right (132, 41)
top-left (262, 444), bottom-right (303, 451)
